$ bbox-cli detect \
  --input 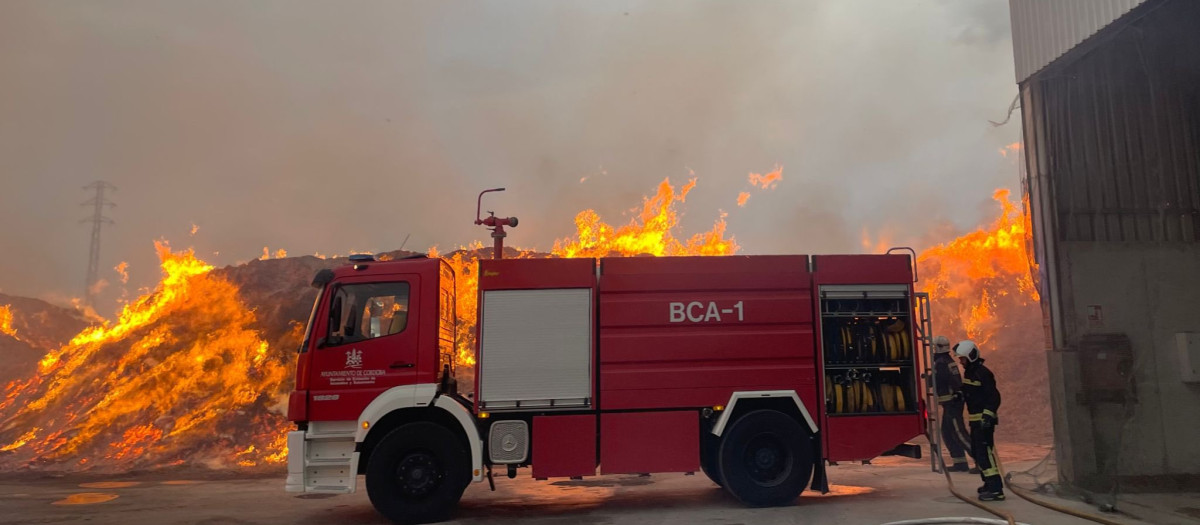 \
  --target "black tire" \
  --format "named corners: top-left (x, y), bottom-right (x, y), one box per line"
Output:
top-left (366, 422), bottom-right (470, 524)
top-left (700, 431), bottom-right (724, 487)
top-left (717, 409), bottom-right (813, 507)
